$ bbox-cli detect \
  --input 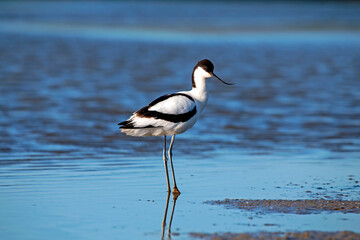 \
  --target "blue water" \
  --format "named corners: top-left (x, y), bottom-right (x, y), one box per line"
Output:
top-left (0, 1), bottom-right (360, 240)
